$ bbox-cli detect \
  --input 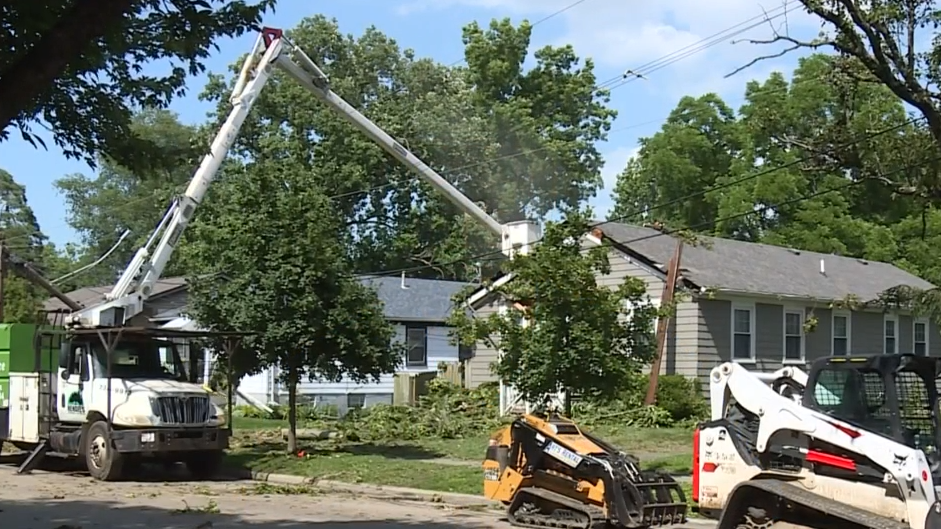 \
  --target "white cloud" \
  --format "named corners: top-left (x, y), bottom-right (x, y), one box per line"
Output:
top-left (588, 144), bottom-right (641, 217)
top-left (397, 0), bottom-right (821, 98)
top-left (600, 145), bottom-right (639, 192)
